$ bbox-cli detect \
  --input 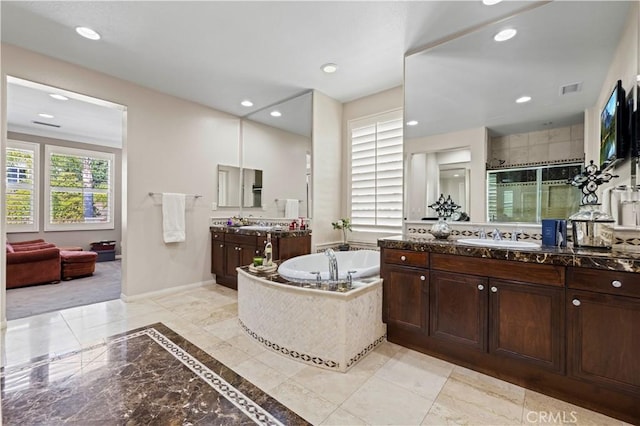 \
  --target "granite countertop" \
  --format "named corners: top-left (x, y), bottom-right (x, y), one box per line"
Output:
top-left (378, 235), bottom-right (640, 273)
top-left (209, 225), bottom-right (311, 238)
